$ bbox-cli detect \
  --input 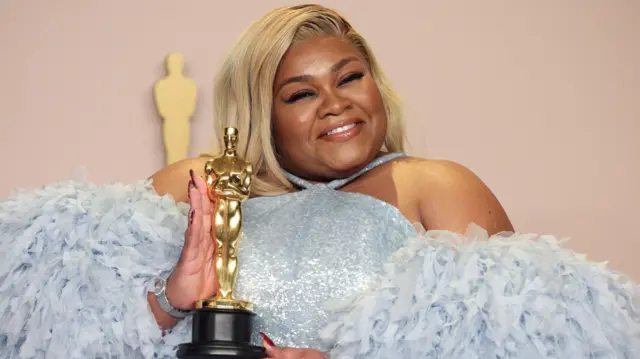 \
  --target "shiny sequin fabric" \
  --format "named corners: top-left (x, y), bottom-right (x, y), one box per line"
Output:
top-left (234, 152), bottom-right (415, 349)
